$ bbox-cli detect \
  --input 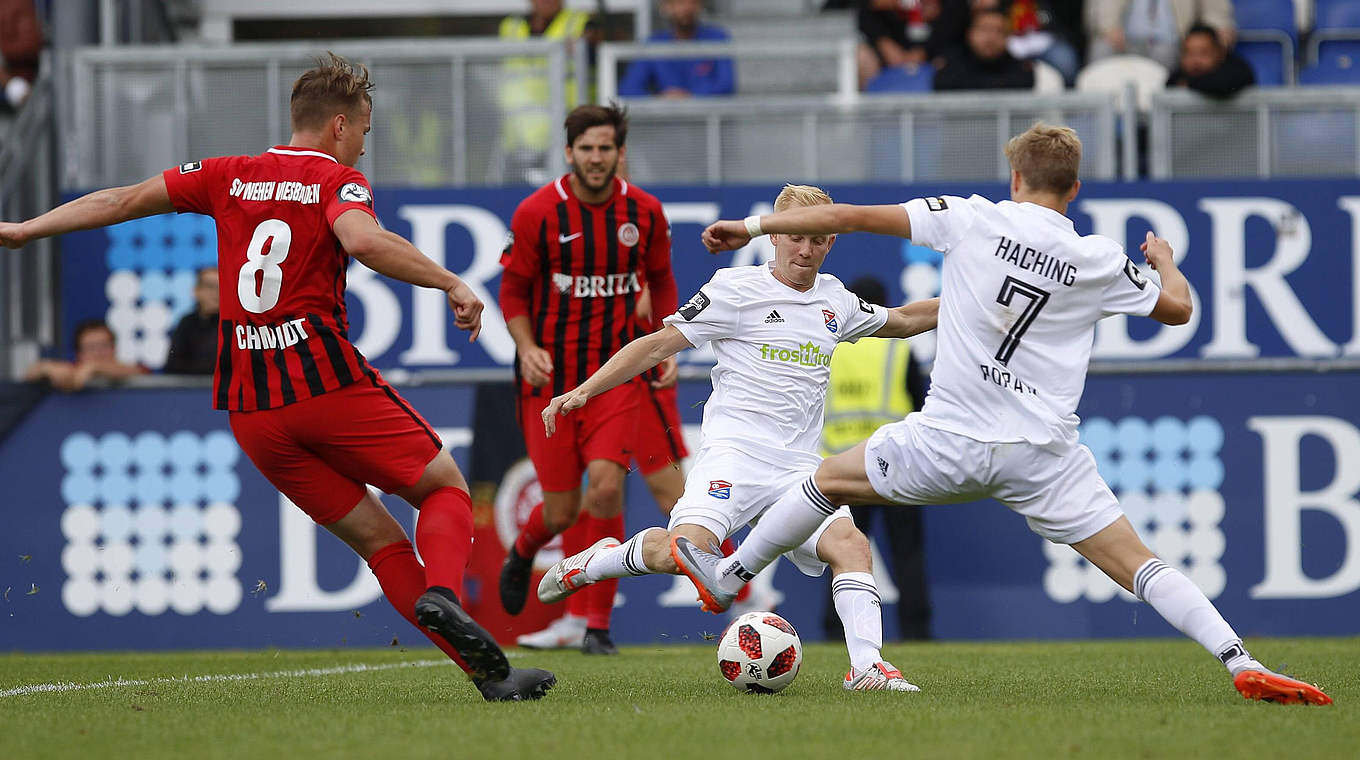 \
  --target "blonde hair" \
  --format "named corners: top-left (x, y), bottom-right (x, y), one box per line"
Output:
top-left (290, 52), bottom-right (375, 131)
top-left (1004, 123), bottom-right (1082, 195)
top-left (774, 183), bottom-right (833, 211)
